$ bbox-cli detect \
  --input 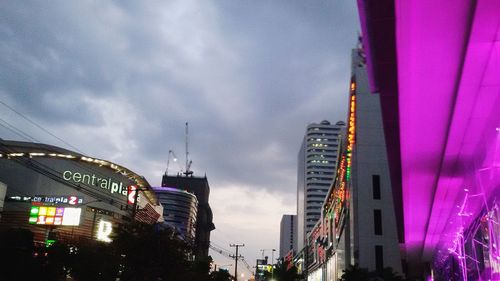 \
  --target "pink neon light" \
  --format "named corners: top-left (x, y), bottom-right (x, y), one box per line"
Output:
top-left (356, 0), bottom-right (500, 277)
top-left (394, 0), bottom-right (500, 269)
